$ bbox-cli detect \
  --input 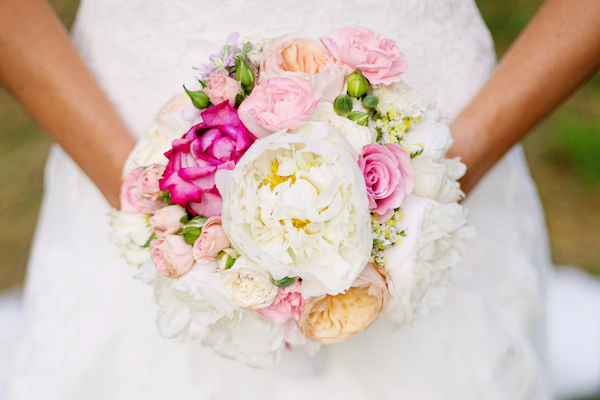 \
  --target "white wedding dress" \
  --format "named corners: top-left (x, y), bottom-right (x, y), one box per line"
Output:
top-left (0, 0), bottom-right (583, 398)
